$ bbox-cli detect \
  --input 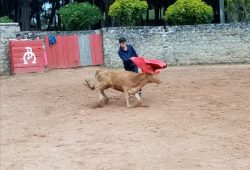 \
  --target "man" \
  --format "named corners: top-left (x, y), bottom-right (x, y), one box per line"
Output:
top-left (35, 35), bottom-right (40, 40)
top-left (16, 34), bottom-right (22, 40)
top-left (118, 37), bottom-right (138, 73)
top-left (118, 37), bottom-right (143, 97)
top-left (35, 35), bottom-right (48, 67)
